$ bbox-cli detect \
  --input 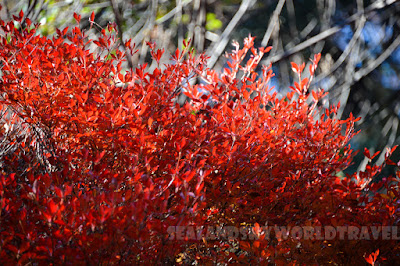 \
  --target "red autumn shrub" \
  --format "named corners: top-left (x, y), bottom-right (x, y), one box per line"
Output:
top-left (0, 11), bottom-right (399, 264)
